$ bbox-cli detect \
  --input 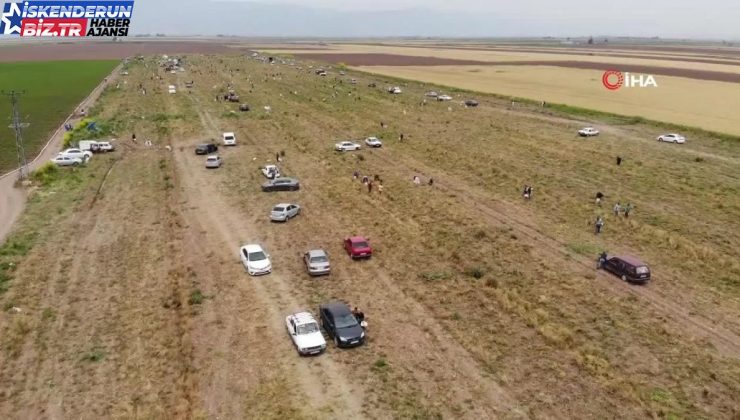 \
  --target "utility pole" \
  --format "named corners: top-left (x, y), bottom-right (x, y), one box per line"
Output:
top-left (3, 90), bottom-right (30, 181)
